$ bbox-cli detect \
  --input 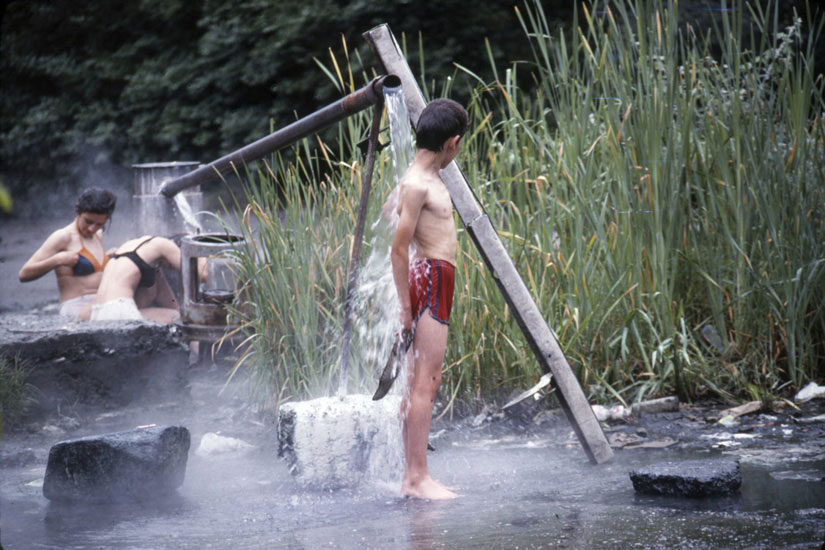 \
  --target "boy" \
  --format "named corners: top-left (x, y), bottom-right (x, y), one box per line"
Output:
top-left (391, 98), bottom-right (468, 500)
top-left (19, 187), bottom-right (117, 319)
